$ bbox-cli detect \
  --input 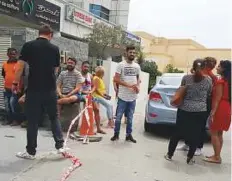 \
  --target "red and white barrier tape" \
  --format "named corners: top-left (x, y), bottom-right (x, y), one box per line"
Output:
top-left (60, 152), bottom-right (82, 181)
top-left (60, 96), bottom-right (94, 180)
top-left (63, 105), bottom-right (90, 148)
top-left (12, 96), bottom-right (97, 181)
top-left (60, 104), bottom-right (91, 180)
